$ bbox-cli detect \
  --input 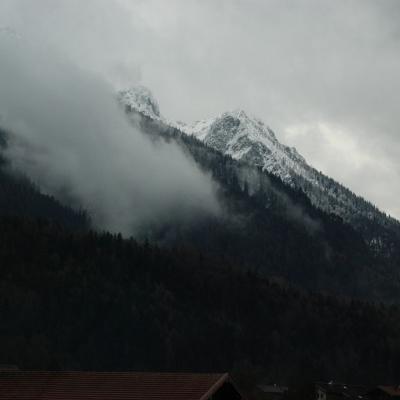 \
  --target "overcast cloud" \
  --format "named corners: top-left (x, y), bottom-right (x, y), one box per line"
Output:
top-left (0, 33), bottom-right (219, 236)
top-left (1, 0), bottom-right (399, 219)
